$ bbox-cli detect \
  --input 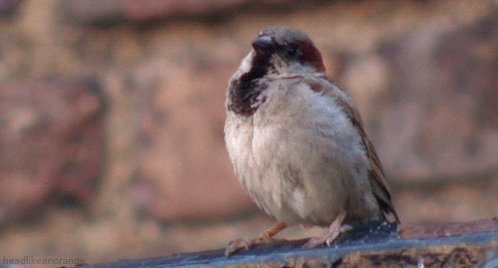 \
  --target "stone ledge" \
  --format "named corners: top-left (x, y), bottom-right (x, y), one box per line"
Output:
top-left (87, 219), bottom-right (498, 267)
